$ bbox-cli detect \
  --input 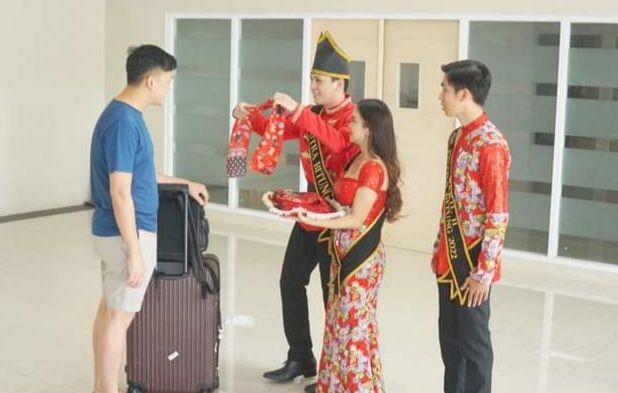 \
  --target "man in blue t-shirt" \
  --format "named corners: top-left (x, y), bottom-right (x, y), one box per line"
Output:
top-left (89, 45), bottom-right (209, 393)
